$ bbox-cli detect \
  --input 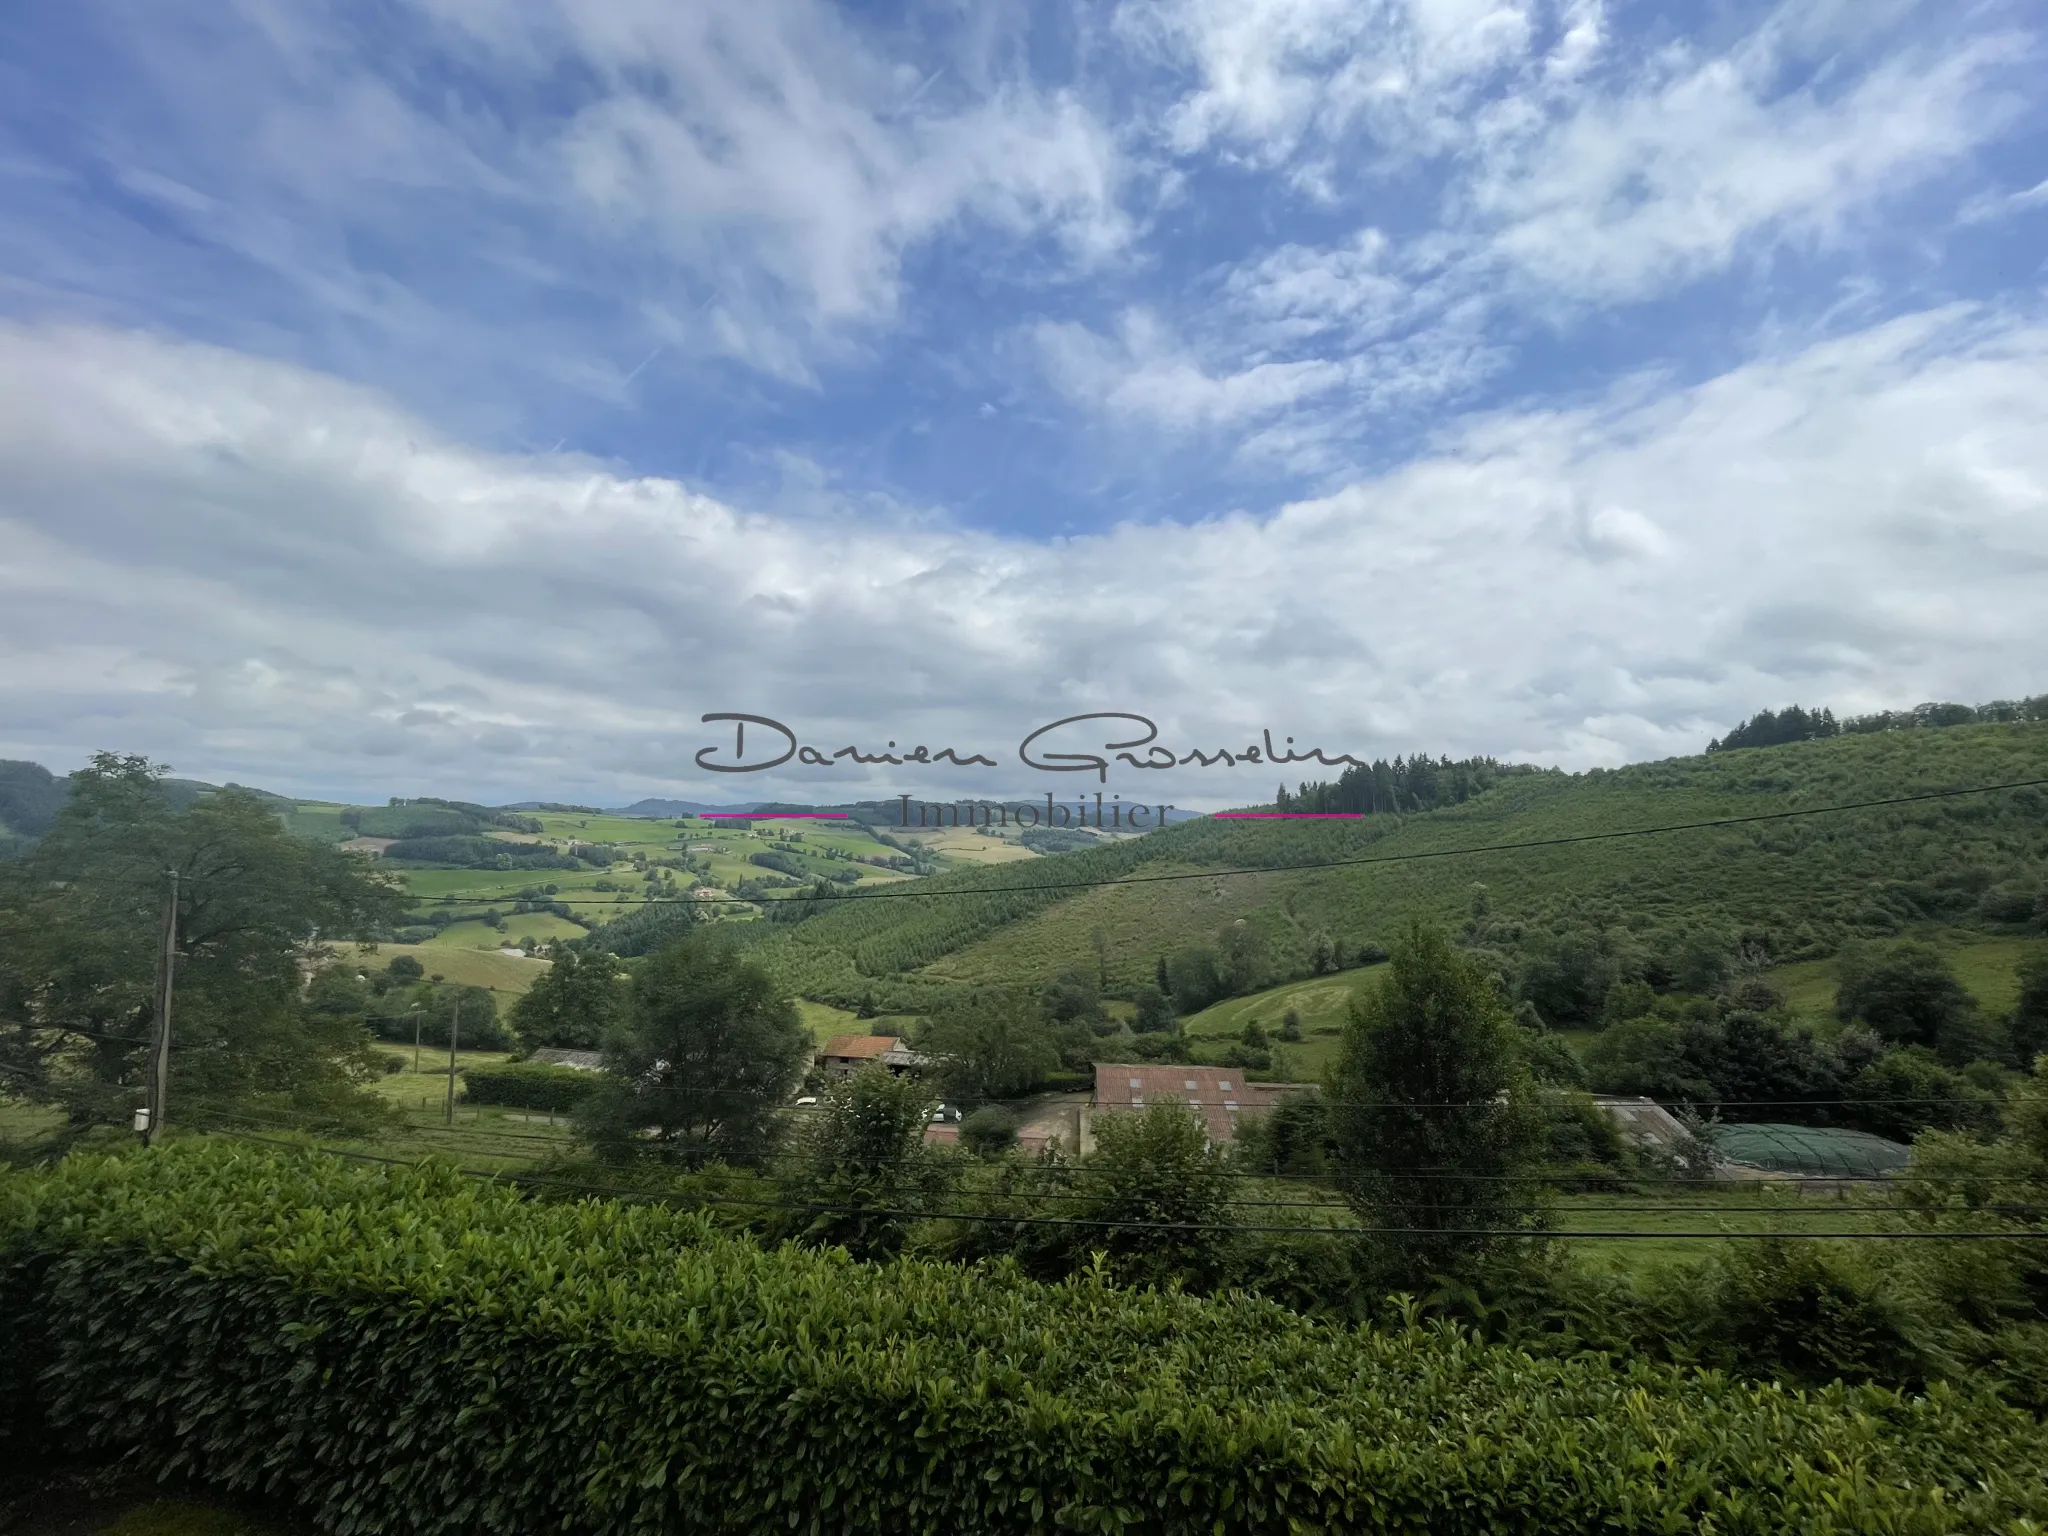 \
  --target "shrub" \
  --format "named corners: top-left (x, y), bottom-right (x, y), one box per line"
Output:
top-left (5, 1143), bottom-right (2048, 1534)
top-left (1645, 1240), bottom-right (1929, 1390)
top-left (959, 1106), bottom-right (1018, 1156)
top-left (461, 1063), bottom-right (601, 1114)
